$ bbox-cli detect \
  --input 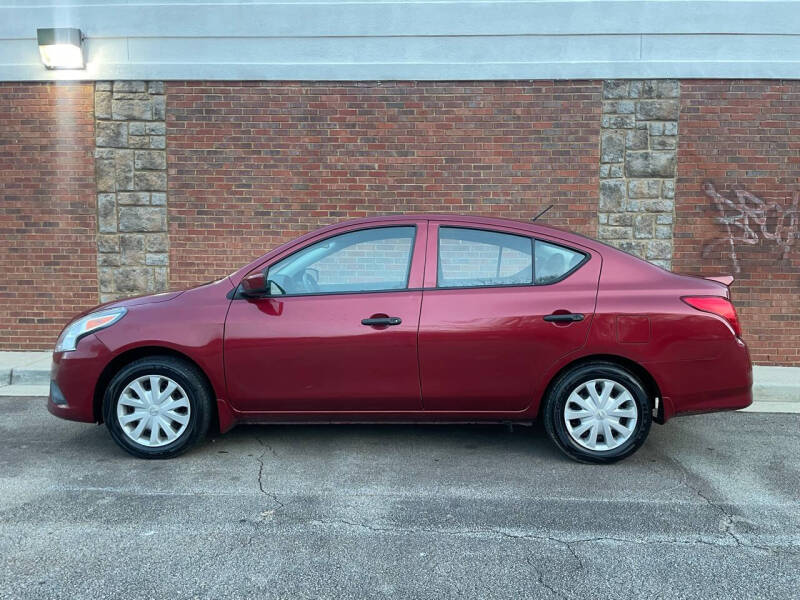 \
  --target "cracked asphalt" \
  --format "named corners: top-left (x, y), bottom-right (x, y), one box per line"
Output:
top-left (1, 397), bottom-right (799, 599)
